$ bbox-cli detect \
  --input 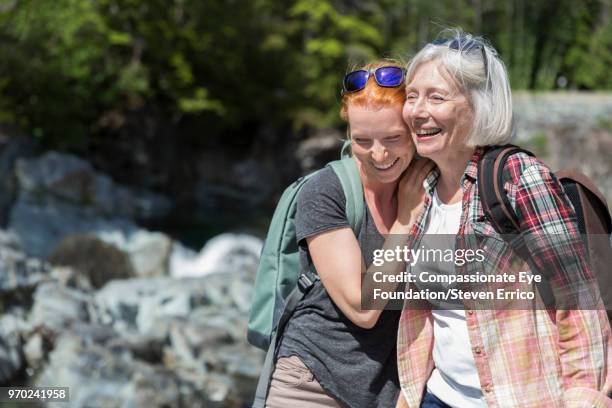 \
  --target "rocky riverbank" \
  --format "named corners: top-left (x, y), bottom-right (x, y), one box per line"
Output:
top-left (0, 129), bottom-right (265, 406)
top-left (0, 230), bottom-right (263, 407)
